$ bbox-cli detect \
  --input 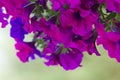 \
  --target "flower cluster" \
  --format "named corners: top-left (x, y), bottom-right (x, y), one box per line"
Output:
top-left (1, 0), bottom-right (120, 70)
